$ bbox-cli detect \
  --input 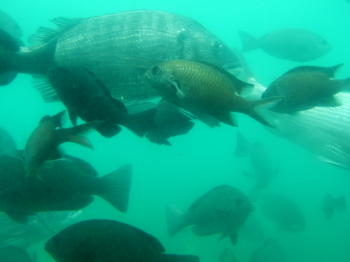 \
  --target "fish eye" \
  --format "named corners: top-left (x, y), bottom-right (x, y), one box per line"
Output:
top-left (152, 66), bottom-right (161, 75)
